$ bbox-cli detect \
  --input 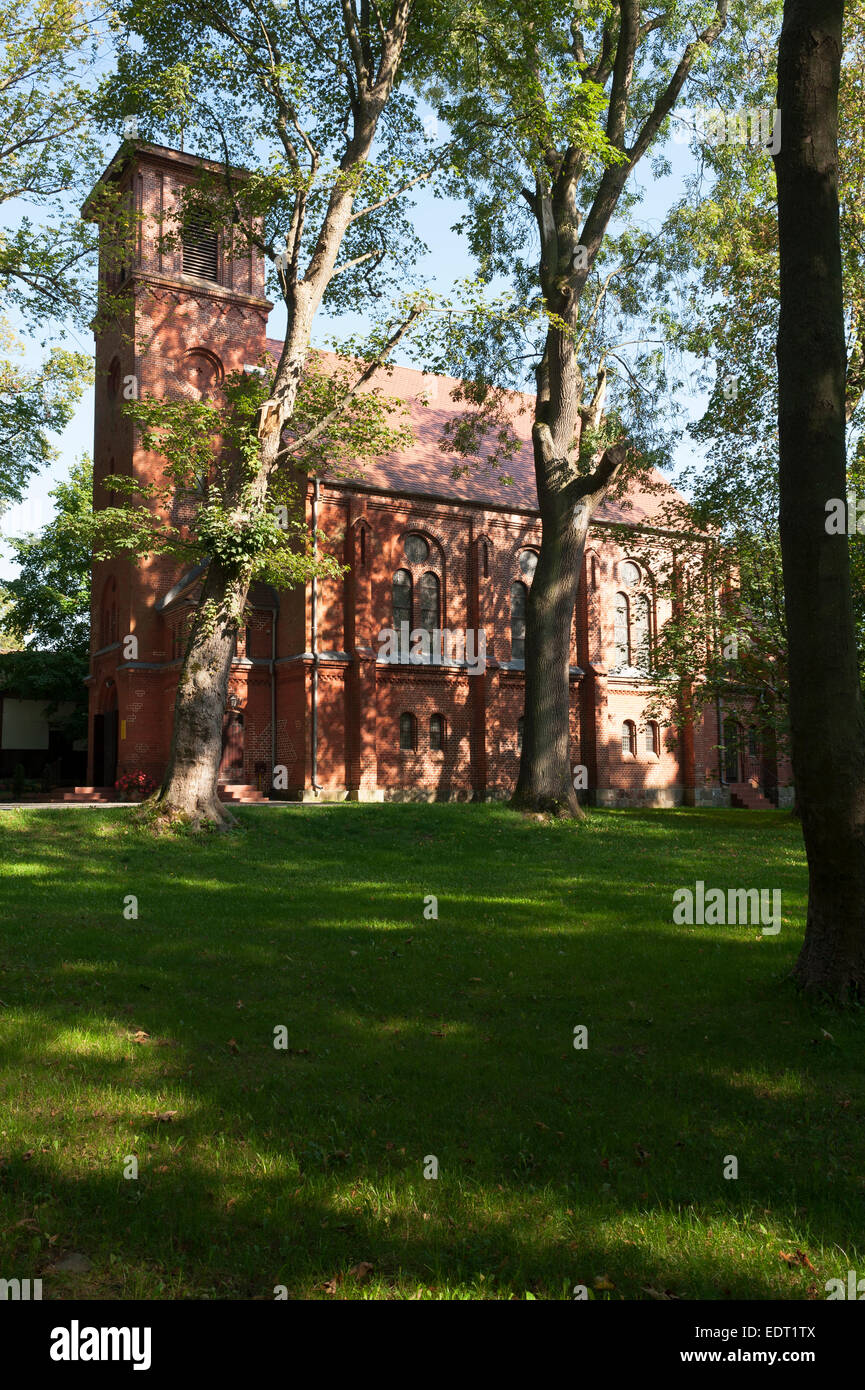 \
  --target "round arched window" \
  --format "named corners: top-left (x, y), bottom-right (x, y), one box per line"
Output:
top-left (404, 534), bottom-right (429, 564)
top-left (622, 561), bottom-right (641, 587)
top-left (177, 349), bottom-right (224, 400)
top-left (518, 549), bottom-right (538, 580)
